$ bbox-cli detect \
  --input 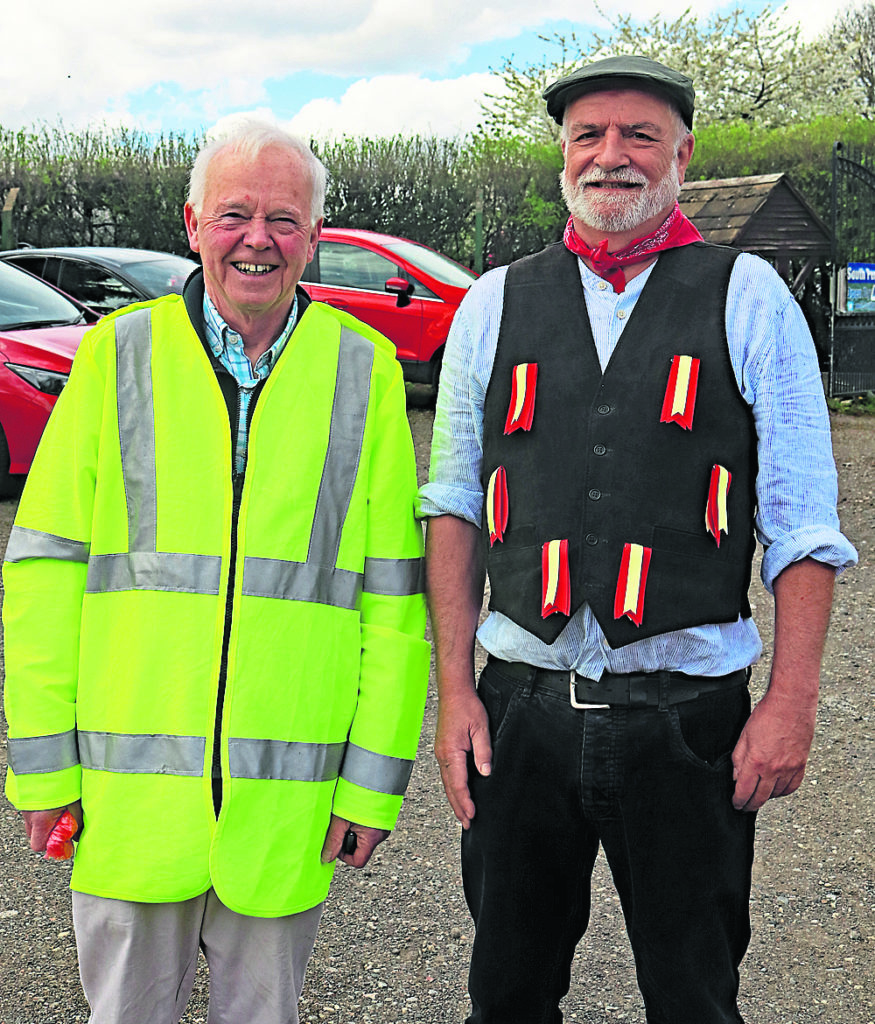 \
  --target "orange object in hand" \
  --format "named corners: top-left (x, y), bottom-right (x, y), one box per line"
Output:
top-left (45, 810), bottom-right (78, 860)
